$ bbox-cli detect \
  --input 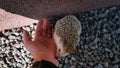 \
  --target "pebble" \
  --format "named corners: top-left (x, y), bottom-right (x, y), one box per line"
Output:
top-left (112, 64), bottom-right (119, 68)
top-left (105, 48), bottom-right (111, 52)
top-left (17, 63), bottom-right (22, 67)
top-left (70, 60), bottom-right (73, 64)
top-left (8, 35), bottom-right (16, 39)
top-left (104, 62), bottom-right (109, 67)
top-left (31, 31), bottom-right (35, 38)
top-left (65, 58), bottom-right (68, 63)
top-left (63, 63), bottom-right (71, 68)
top-left (94, 64), bottom-right (104, 68)
top-left (102, 29), bottom-right (108, 33)
top-left (24, 57), bottom-right (30, 63)
top-left (70, 66), bottom-right (76, 68)
top-left (79, 62), bottom-right (84, 65)
top-left (3, 64), bottom-right (8, 68)
top-left (58, 64), bottom-right (63, 68)
top-left (89, 62), bottom-right (94, 66)
top-left (71, 57), bottom-right (75, 61)
top-left (14, 43), bottom-right (22, 48)
top-left (14, 32), bottom-right (19, 36)
top-left (115, 28), bottom-right (120, 33)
